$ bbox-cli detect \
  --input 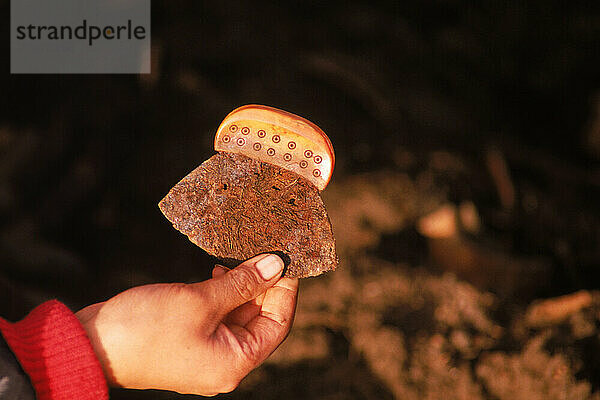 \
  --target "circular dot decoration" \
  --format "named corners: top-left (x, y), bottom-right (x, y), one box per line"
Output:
top-left (214, 105), bottom-right (335, 192)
